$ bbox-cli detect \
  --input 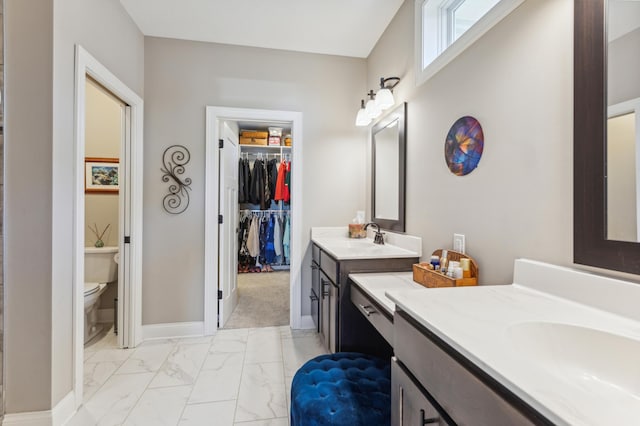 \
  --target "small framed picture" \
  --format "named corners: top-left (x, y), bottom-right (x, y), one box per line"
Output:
top-left (85, 157), bottom-right (119, 193)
